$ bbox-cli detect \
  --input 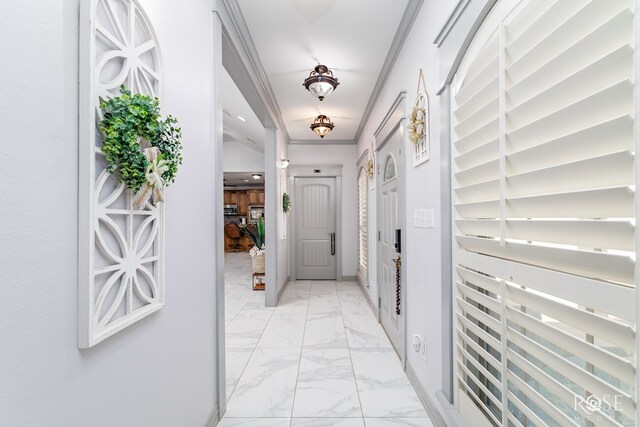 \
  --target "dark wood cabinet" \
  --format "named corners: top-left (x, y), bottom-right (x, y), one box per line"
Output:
top-left (237, 192), bottom-right (248, 216)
